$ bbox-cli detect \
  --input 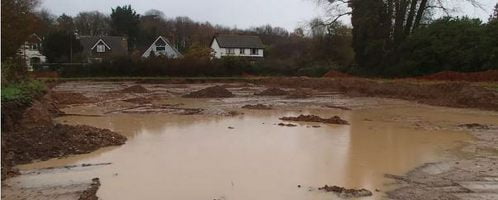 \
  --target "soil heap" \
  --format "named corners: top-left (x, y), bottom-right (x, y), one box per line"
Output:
top-left (242, 104), bottom-right (272, 110)
top-left (120, 85), bottom-right (150, 93)
top-left (52, 91), bottom-right (93, 105)
top-left (255, 88), bottom-right (289, 96)
top-left (183, 85), bottom-right (235, 98)
top-left (280, 114), bottom-right (349, 125)
top-left (318, 185), bottom-right (372, 198)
